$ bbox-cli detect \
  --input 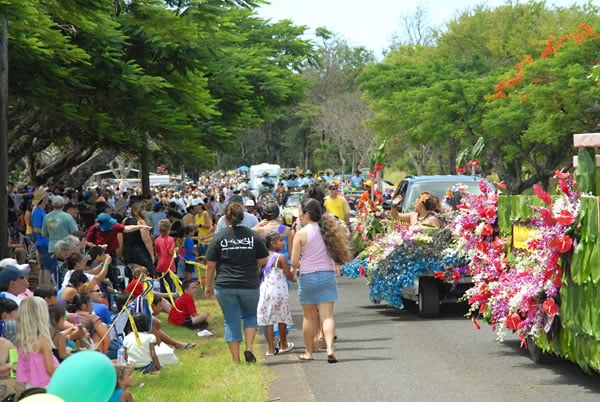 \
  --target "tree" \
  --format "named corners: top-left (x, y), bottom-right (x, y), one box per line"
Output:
top-left (359, 2), bottom-right (600, 191)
